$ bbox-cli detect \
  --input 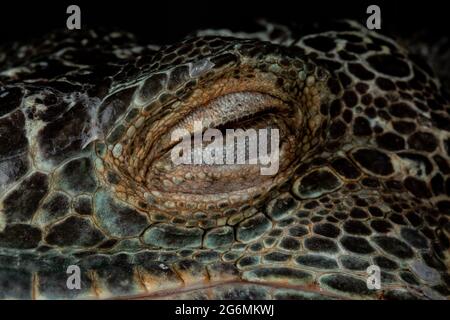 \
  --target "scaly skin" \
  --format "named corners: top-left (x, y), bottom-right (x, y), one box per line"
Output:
top-left (0, 20), bottom-right (449, 299)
